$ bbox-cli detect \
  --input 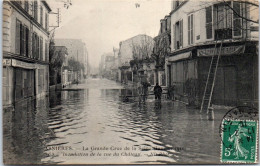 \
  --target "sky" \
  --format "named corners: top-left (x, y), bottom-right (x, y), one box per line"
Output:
top-left (48, 0), bottom-right (172, 68)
